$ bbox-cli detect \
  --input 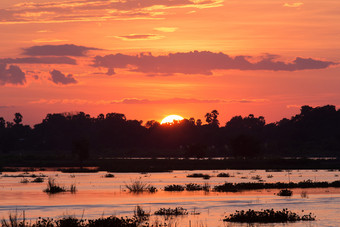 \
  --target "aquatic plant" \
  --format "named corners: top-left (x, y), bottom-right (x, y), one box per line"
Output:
top-left (277, 189), bottom-right (293, 196)
top-left (32, 177), bottom-right (44, 183)
top-left (217, 173), bottom-right (230, 177)
top-left (44, 178), bottom-right (66, 194)
top-left (70, 184), bottom-right (77, 193)
top-left (164, 184), bottom-right (185, 191)
top-left (154, 207), bottom-right (188, 216)
top-left (125, 180), bottom-right (156, 193)
top-left (1, 211), bottom-right (26, 227)
top-left (214, 180), bottom-right (340, 192)
top-left (186, 173), bottom-right (211, 179)
top-left (104, 173), bottom-right (114, 178)
top-left (186, 183), bottom-right (203, 191)
top-left (134, 205), bottom-right (149, 222)
top-left (20, 178), bottom-right (29, 183)
top-left (223, 209), bottom-right (315, 223)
